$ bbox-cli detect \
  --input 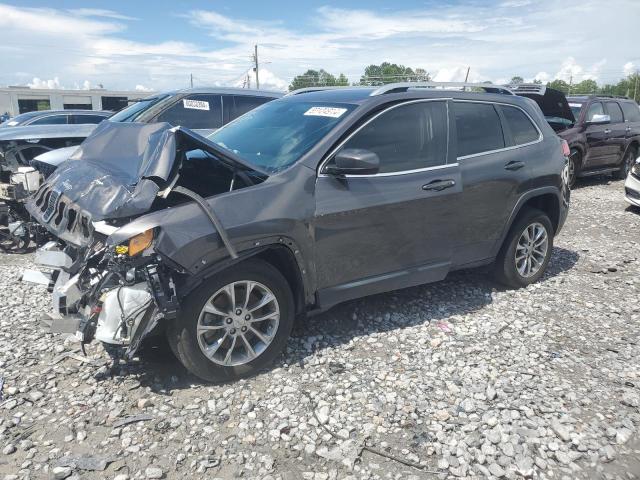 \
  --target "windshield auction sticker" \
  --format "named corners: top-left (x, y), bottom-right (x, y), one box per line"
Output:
top-left (183, 99), bottom-right (210, 111)
top-left (304, 107), bottom-right (347, 118)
